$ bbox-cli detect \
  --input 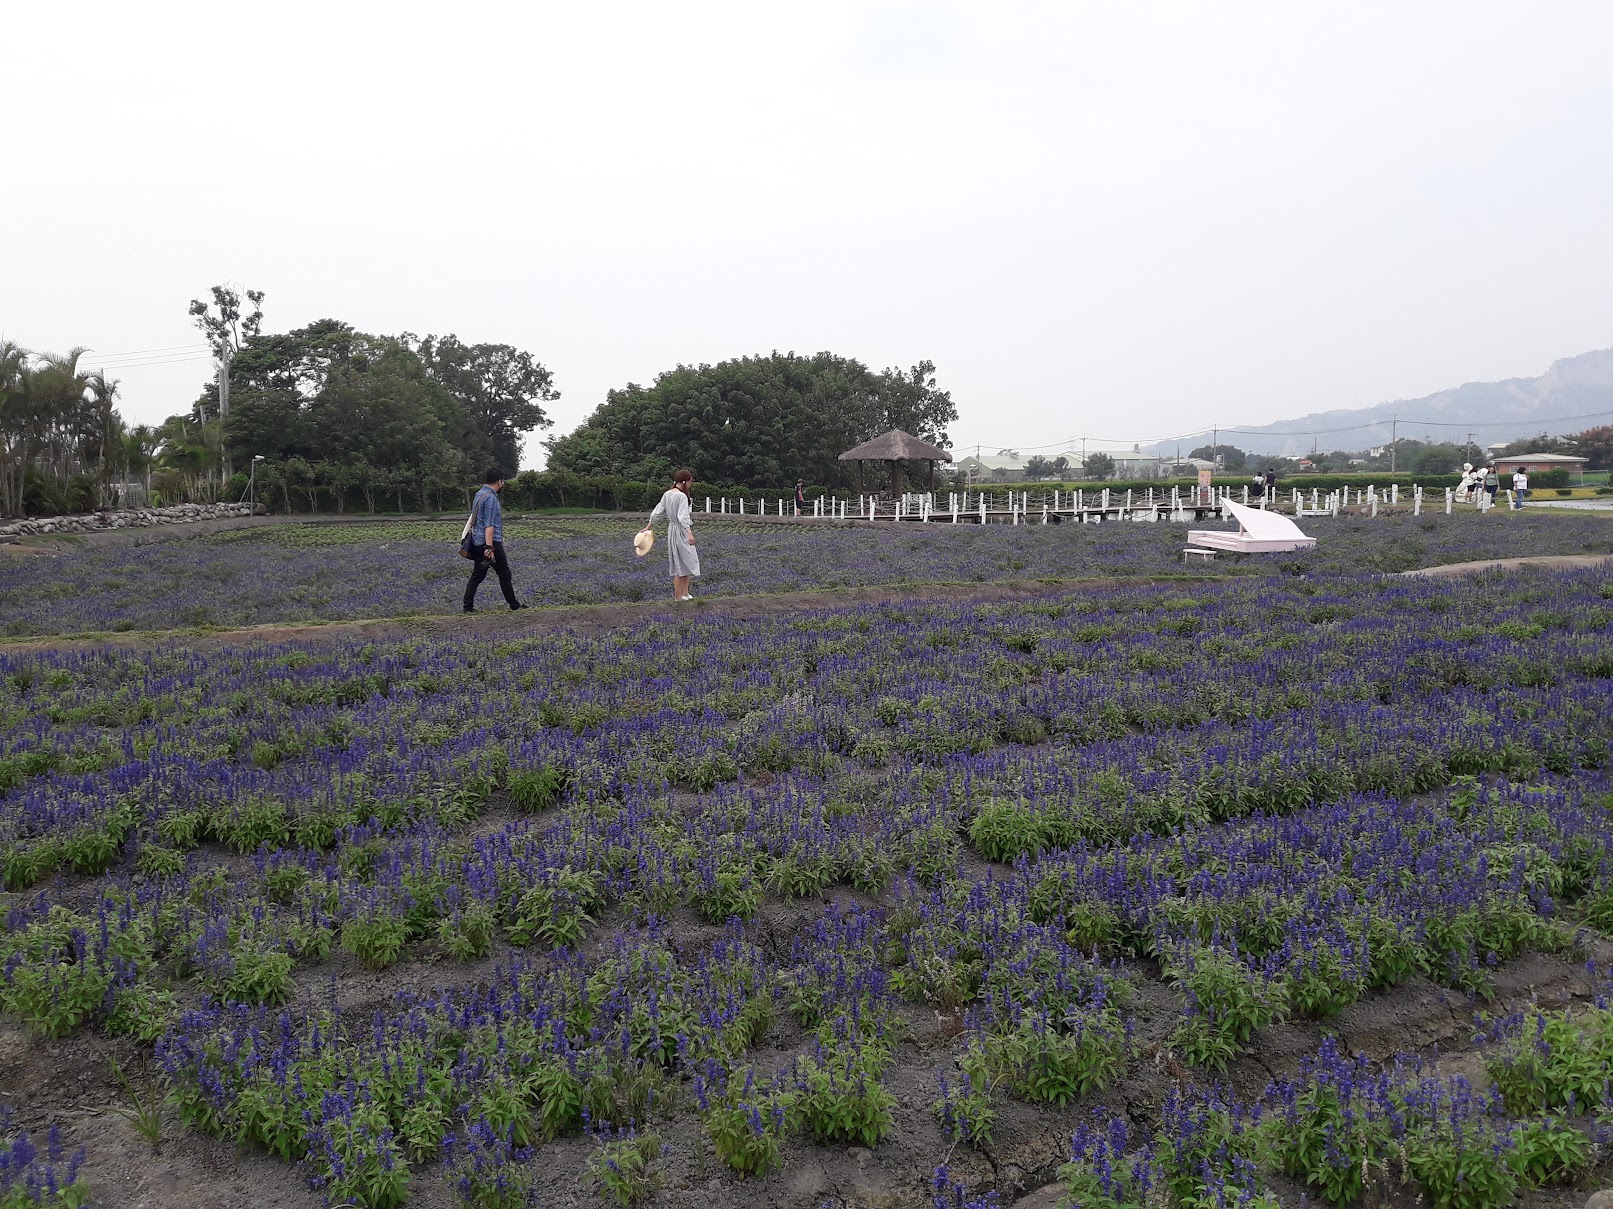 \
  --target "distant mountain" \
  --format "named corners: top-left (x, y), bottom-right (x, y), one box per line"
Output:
top-left (1149, 348), bottom-right (1613, 457)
